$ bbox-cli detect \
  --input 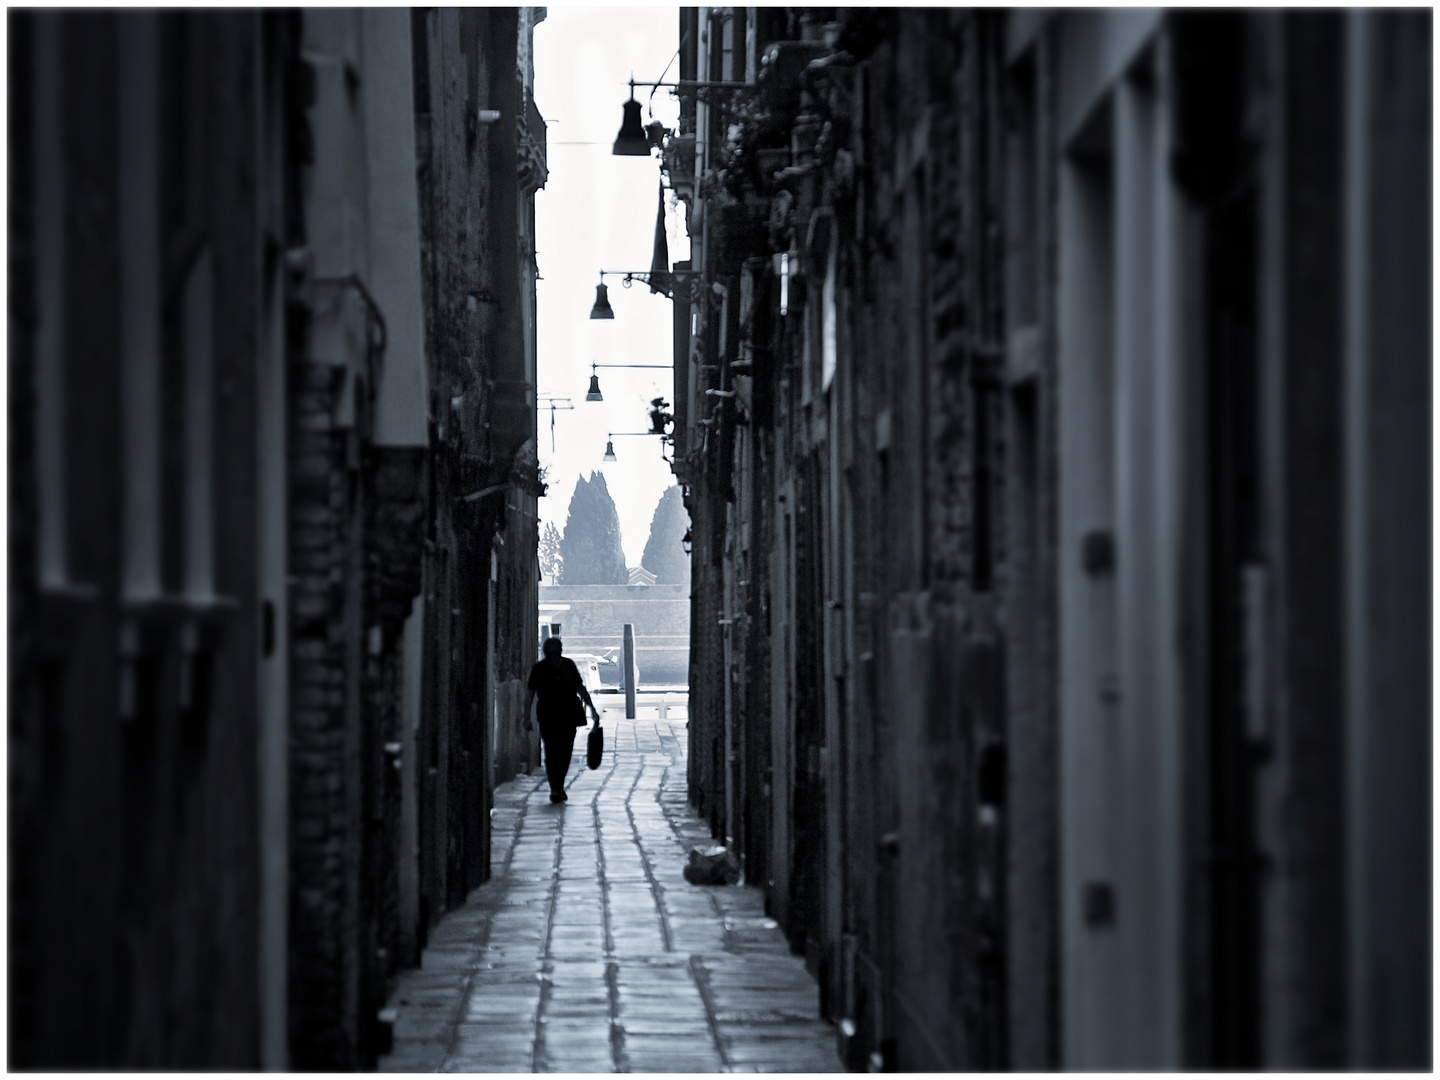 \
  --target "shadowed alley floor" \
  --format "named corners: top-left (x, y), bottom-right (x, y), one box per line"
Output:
top-left (378, 701), bottom-right (841, 1073)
